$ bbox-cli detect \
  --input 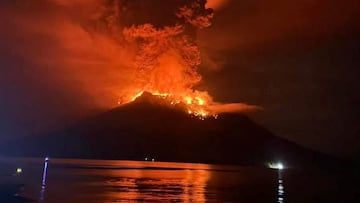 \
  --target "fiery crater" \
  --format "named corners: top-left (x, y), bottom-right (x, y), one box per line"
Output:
top-left (119, 89), bottom-right (258, 120)
top-left (128, 90), bottom-right (214, 119)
